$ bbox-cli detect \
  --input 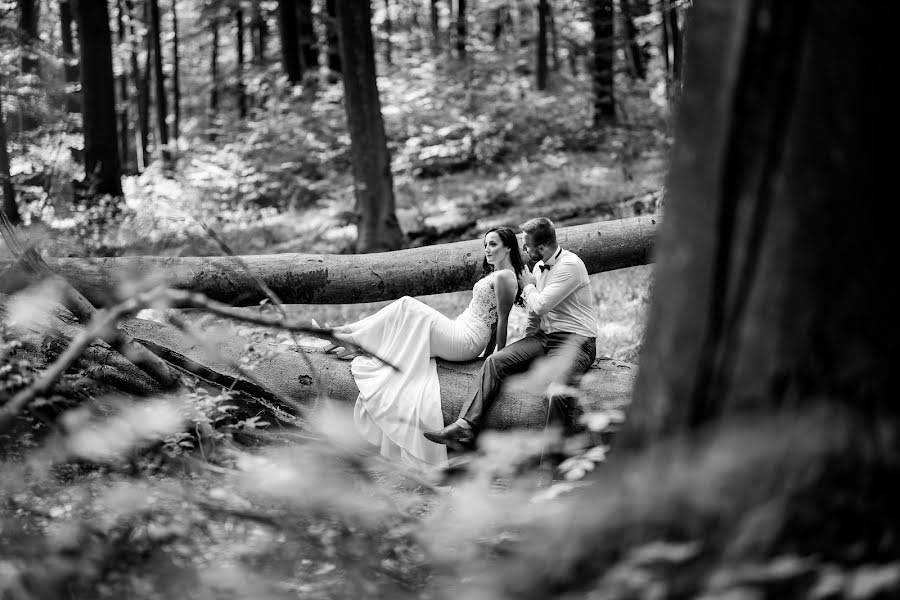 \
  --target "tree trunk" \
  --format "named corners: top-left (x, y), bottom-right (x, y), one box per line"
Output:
top-left (236, 7), bottom-right (247, 118)
top-left (18, 0), bottom-right (41, 129)
top-left (251, 0), bottom-right (267, 64)
top-left (660, 0), bottom-right (671, 87)
top-left (148, 0), bottom-right (170, 162)
top-left (210, 18), bottom-right (220, 112)
top-left (536, 0), bottom-right (549, 90)
top-left (126, 0), bottom-right (149, 170)
top-left (297, 0), bottom-right (318, 73)
top-left (589, 0), bottom-right (615, 123)
top-left (59, 0), bottom-right (81, 114)
top-left (336, 0), bottom-right (404, 253)
top-left (668, 0), bottom-right (683, 82)
top-left (120, 316), bottom-right (635, 431)
top-left (382, 0), bottom-right (393, 66)
top-left (621, 0), bottom-right (646, 79)
top-left (172, 0), bottom-right (182, 142)
top-left (456, 0), bottom-right (466, 59)
top-left (625, 0), bottom-right (897, 559)
top-left (278, 0), bottom-right (302, 83)
top-left (140, 2), bottom-right (152, 163)
top-left (0, 216), bottom-right (659, 307)
top-left (0, 75), bottom-right (21, 225)
top-left (430, 0), bottom-right (440, 54)
top-left (548, 3), bottom-right (559, 71)
top-left (114, 0), bottom-right (131, 173)
top-left (324, 0), bottom-right (342, 74)
top-left (73, 0), bottom-right (123, 196)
